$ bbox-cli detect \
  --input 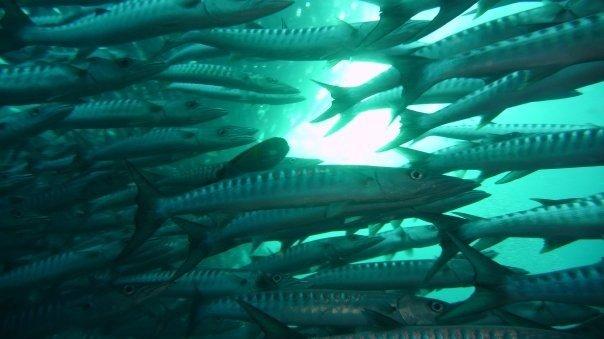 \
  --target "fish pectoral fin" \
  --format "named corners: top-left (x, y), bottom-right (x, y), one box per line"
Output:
top-left (362, 308), bottom-right (404, 329)
top-left (236, 299), bottom-right (305, 339)
top-left (326, 202), bottom-right (349, 218)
